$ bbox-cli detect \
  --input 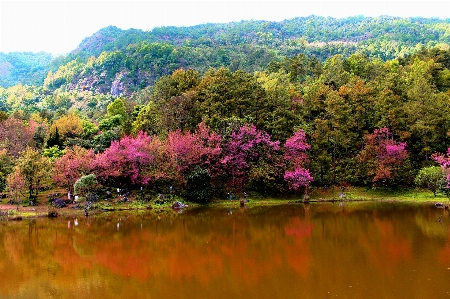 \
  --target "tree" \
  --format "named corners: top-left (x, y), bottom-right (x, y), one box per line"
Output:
top-left (131, 101), bottom-right (162, 135)
top-left (46, 127), bottom-right (62, 149)
top-left (283, 130), bottom-right (314, 193)
top-left (0, 117), bottom-right (35, 157)
top-left (93, 131), bottom-right (153, 187)
top-left (6, 168), bottom-right (26, 203)
top-left (414, 166), bottom-right (446, 196)
top-left (432, 148), bottom-right (450, 189)
top-left (185, 166), bottom-right (212, 204)
top-left (43, 145), bottom-right (64, 162)
top-left (194, 68), bottom-right (266, 134)
top-left (357, 127), bottom-right (408, 186)
top-left (49, 113), bottom-right (83, 142)
top-left (220, 124), bottom-right (281, 192)
top-left (74, 174), bottom-right (98, 200)
top-left (12, 147), bottom-right (52, 202)
top-left (53, 146), bottom-right (94, 194)
top-left (0, 149), bottom-right (13, 192)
